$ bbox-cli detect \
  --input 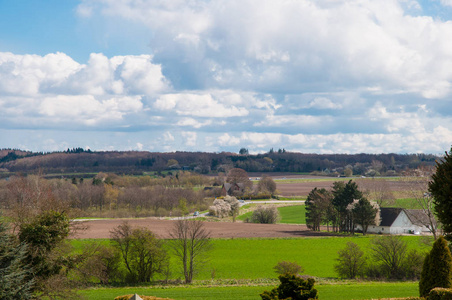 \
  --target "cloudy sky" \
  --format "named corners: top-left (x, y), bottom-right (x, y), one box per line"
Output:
top-left (1, 0), bottom-right (452, 154)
